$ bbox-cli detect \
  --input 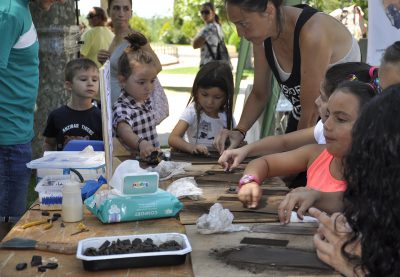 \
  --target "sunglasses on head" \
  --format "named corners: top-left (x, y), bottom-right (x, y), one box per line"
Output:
top-left (86, 13), bottom-right (98, 19)
top-left (200, 10), bottom-right (210, 15)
